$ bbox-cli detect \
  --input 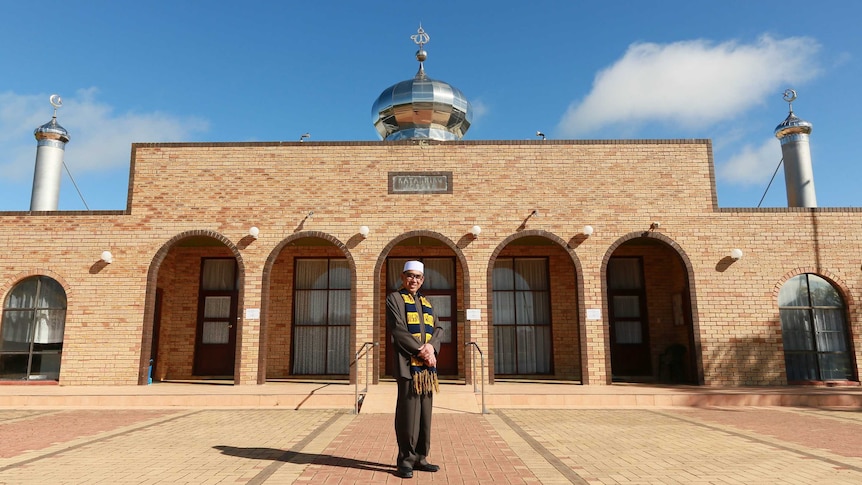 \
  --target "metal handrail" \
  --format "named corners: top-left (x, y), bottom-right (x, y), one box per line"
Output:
top-left (465, 342), bottom-right (488, 414)
top-left (354, 341), bottom-right (378, 414)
